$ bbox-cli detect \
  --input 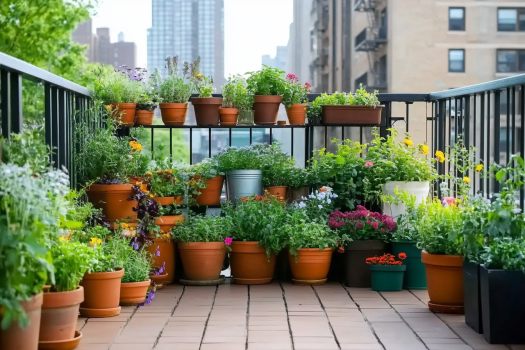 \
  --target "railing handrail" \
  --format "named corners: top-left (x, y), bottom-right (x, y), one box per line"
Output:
top-left (429, 74), bottom-right (525, 100)
top-left (0, 52), bottom-right (91, 96)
